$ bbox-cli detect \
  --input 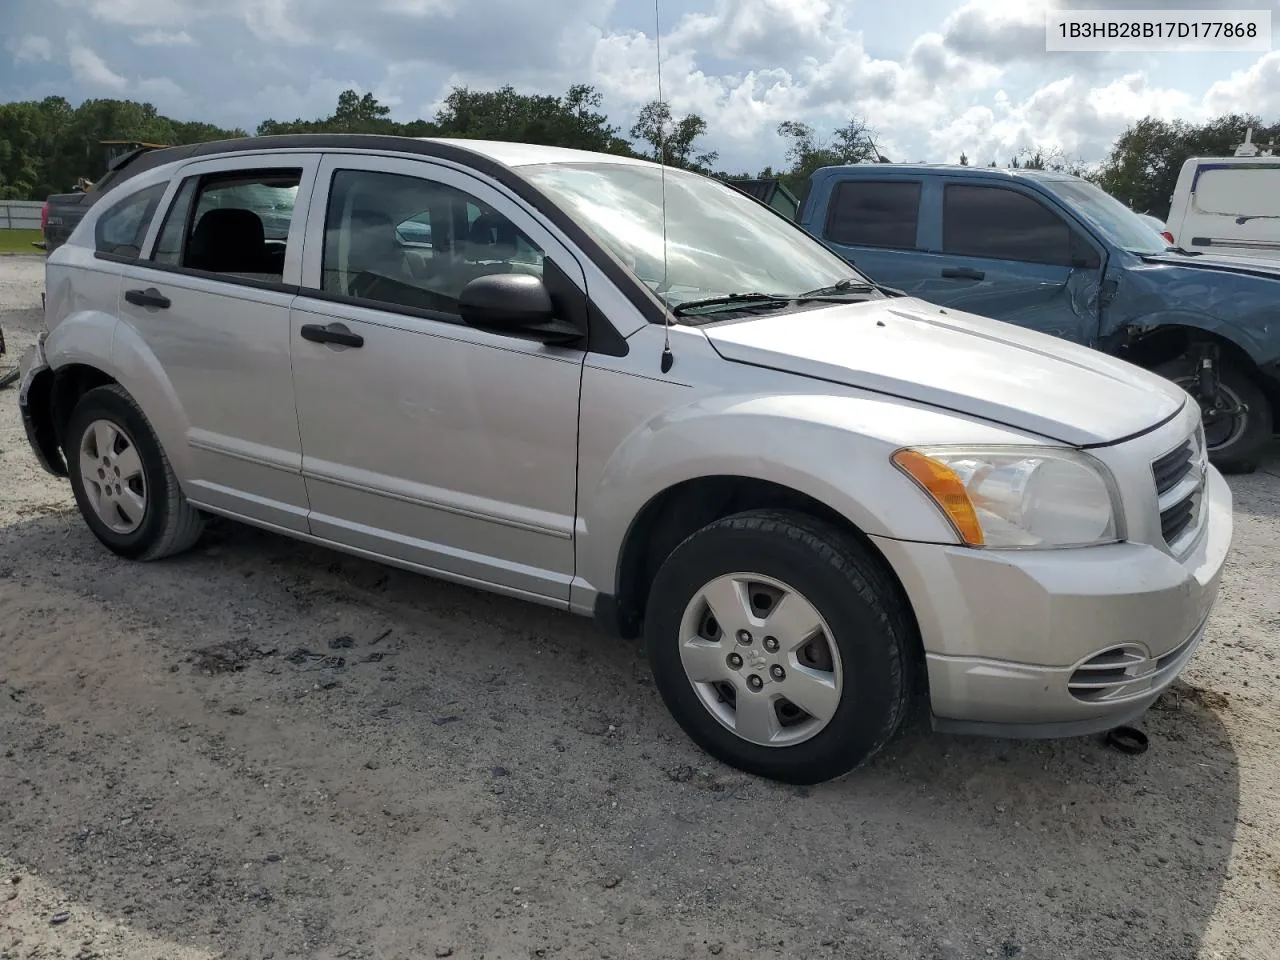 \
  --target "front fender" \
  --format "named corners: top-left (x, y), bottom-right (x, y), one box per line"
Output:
top-left (1118, 309), bottom-right (1268, 362)
top-left (575, 389), bottom-right (1047, 600)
